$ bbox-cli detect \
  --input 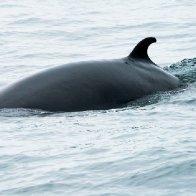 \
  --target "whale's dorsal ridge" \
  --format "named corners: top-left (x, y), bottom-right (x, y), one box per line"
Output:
top-left (129, 37), bottom-right (156, 63)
